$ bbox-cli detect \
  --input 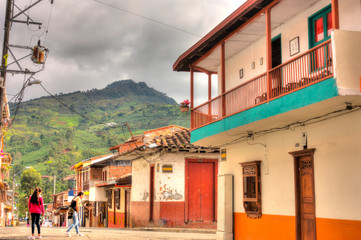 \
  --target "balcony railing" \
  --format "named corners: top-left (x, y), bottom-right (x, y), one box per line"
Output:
top-left (191, 40), bottom-right (333, 129)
